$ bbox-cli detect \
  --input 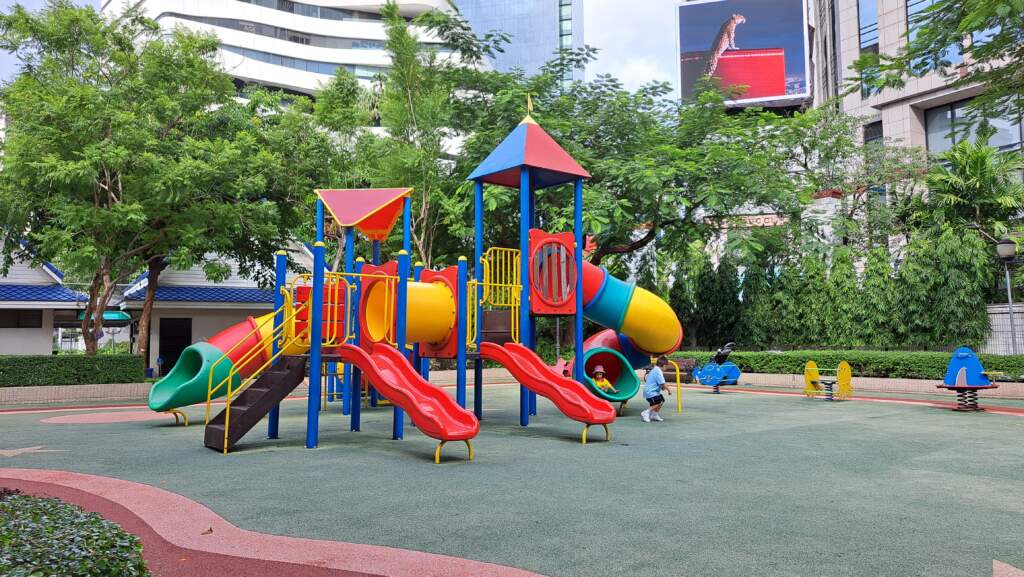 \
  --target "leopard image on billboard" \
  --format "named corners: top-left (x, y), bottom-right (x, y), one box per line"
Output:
top-left (678, 0), bottom-right (809, 105)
